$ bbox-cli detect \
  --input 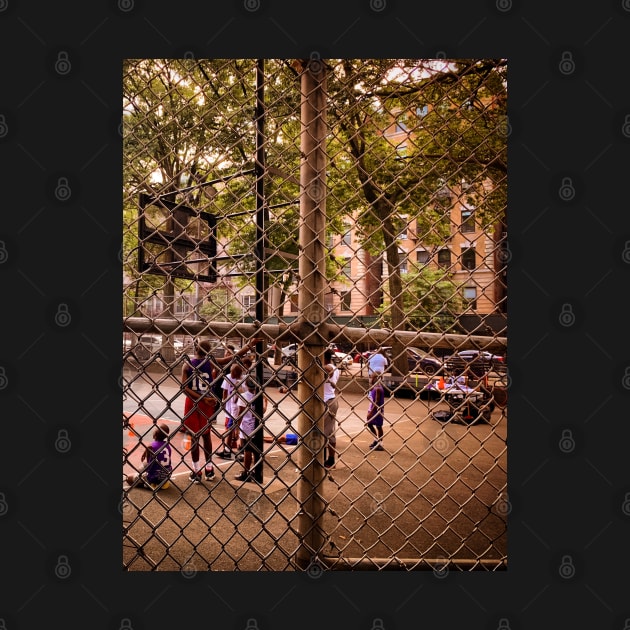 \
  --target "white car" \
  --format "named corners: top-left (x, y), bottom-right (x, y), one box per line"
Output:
top-left (325, 344), bottom-right (353, 369)
top-left (279, 343), bottom-right (353, 369)
top-left (123, 334), bottom-right (184, 357)
top-left (280, 343), bottom-right (298, 358)
top-left (331, 350), bottom-right (353, 369)
top-left (278, 343), bottom-right (298, 364)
